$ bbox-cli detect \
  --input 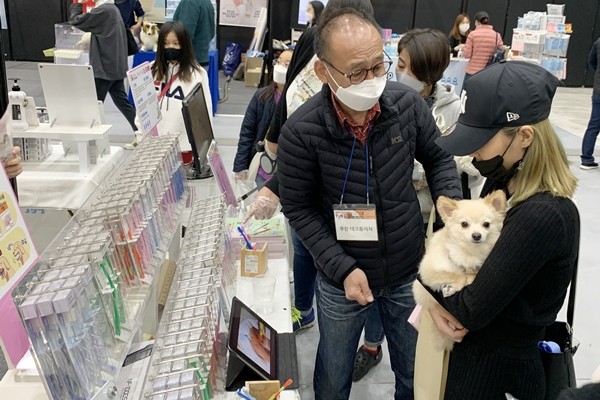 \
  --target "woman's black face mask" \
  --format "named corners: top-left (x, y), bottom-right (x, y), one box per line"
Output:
top-left (471, 133), bottom-right (521, 182)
